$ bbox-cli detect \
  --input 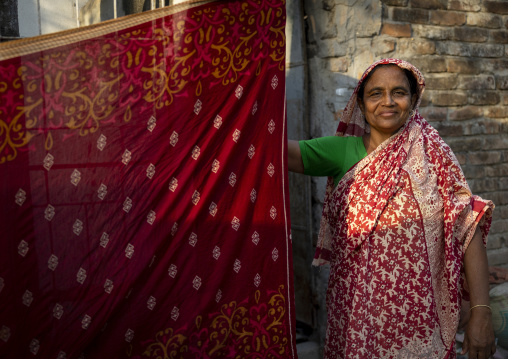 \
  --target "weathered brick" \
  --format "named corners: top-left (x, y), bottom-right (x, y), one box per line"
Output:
top-left (453, 27), bottom-right (489, 42)
top-left (420, 92), bottom-right (432, 106)
top-left (496, 204), bottom-right (508, 219)
top-left (480, 191), bottom-right (508, 205)
top-left (398, 38), bottom-right (436, 54)
top-left (448, 0), bottom-right (481, 12)
top-left (491, 220), bottom-right (508, 234)
top-left (500, 178), bottom-right (508, 191)
top-left (410, 0), bottom-right (447, 9)
top-left (413, 24), bottom-right (453, 40)
top-left (381, 0), bottom-right (409, 5)
top-left (318, 38), bottom-right (347, 58)
top-left (409, 56), bottom-right (447, 73)
top-left (467, 91), bottom-right (500, 105)
top-left (466, 13), bottom-right (503, 28)
top-left (486, 234), bottom-right (504, 250)
top-left (484, 106), bottom-right (508, 118)
top-left (463, 119), bottom-right (503, 135)
top-left (485, 163), bottom-right (508, 177)
top-left (483, 134), bottom-right (508, 150)
top-left (449, 106), bottom-right (483, 120)
top-left (433, 122), bottom-right (464, 136)
top-left (496, 76), bottom-right (508, 90)
top-left (457, 75), bottom-right (495, 90)
top-left (431, 91), bottom-right (468, 106)
top-left (462, 165), bottom-right (486, 179)
top-left (446, 58), bottom-right (482, 74)
top-left (487, 248), bottom-right (508, 266)
top-left (419, 106), bottom-right (447, 121)
top-left (430, 10), bottom-right (465, 26)
top-left (491, 30), bottom-right (508, 44)
top-left (446, 136), bottom-right (484, 152)
top-left (328, 57), bottom-right (348, 72)
top-left (436, 41), bottom-right (471, 56)
top-left (470, 177), bottom-right (500, 192)
top-left (425, 74), bottom-right (458, 90)
top-left (322, 0), bottom-right (334, 11)
top-left (455, 153), bottom-right (466, 165)
top-left (489, 59), bottom-right (508, 71)
top-left (504, 94), bottom-right (508, 106)
top-left (380, 23), bottom-right (412, 37)
top-left (376, 39), bottom-right (396, 54)
top-left (470, 43), bottom-right (505, 57)
top-left (484, 1), bottom-right (508, 15)
top-left (392, 8), bottom-right (429, 24)
top-left (468, 152), bottom-right (501, 166)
